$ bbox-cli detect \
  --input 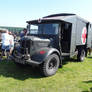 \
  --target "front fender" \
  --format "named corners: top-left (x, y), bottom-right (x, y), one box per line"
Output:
top-left (31, 47), bottom-right (60, 64)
